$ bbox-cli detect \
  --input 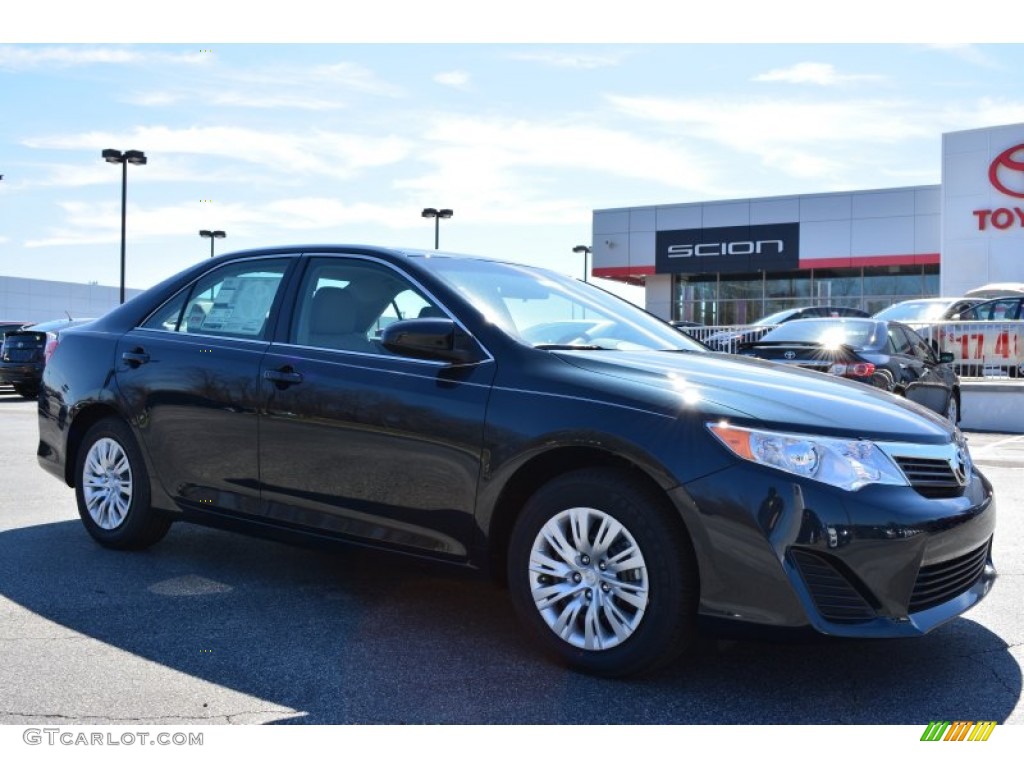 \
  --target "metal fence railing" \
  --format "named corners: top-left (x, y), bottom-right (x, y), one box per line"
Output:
top-left (676, 320), bottom-right (1024, 380)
